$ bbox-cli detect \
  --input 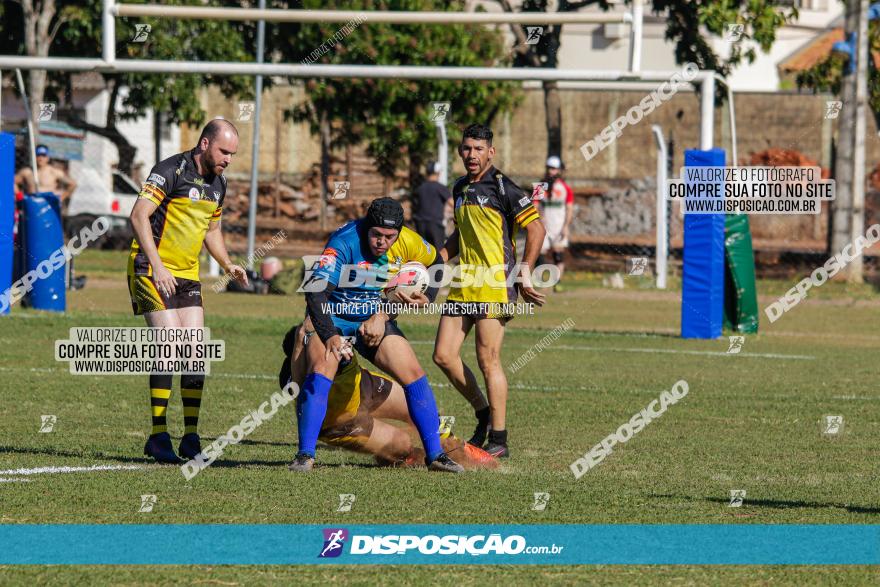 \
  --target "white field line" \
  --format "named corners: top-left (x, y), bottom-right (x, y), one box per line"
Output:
top-left (0, 366), bottom-right (278, 380)
top-left (0, 366), bottom-right (56, 373)
top-left (430, 381), bottom-right (600, 393)
top-left (765, 330), bottom-right (880, 343)
top-left (409, 340), bottom-right (814, 360)
top-left (0, 478), bottom-right (32, 483)
top-left (0, 464), bottom-right (145, 476)
top-left (215, 373), bottom-right (276, 380)
top-left (554, 344), bottom-right (814, 360)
